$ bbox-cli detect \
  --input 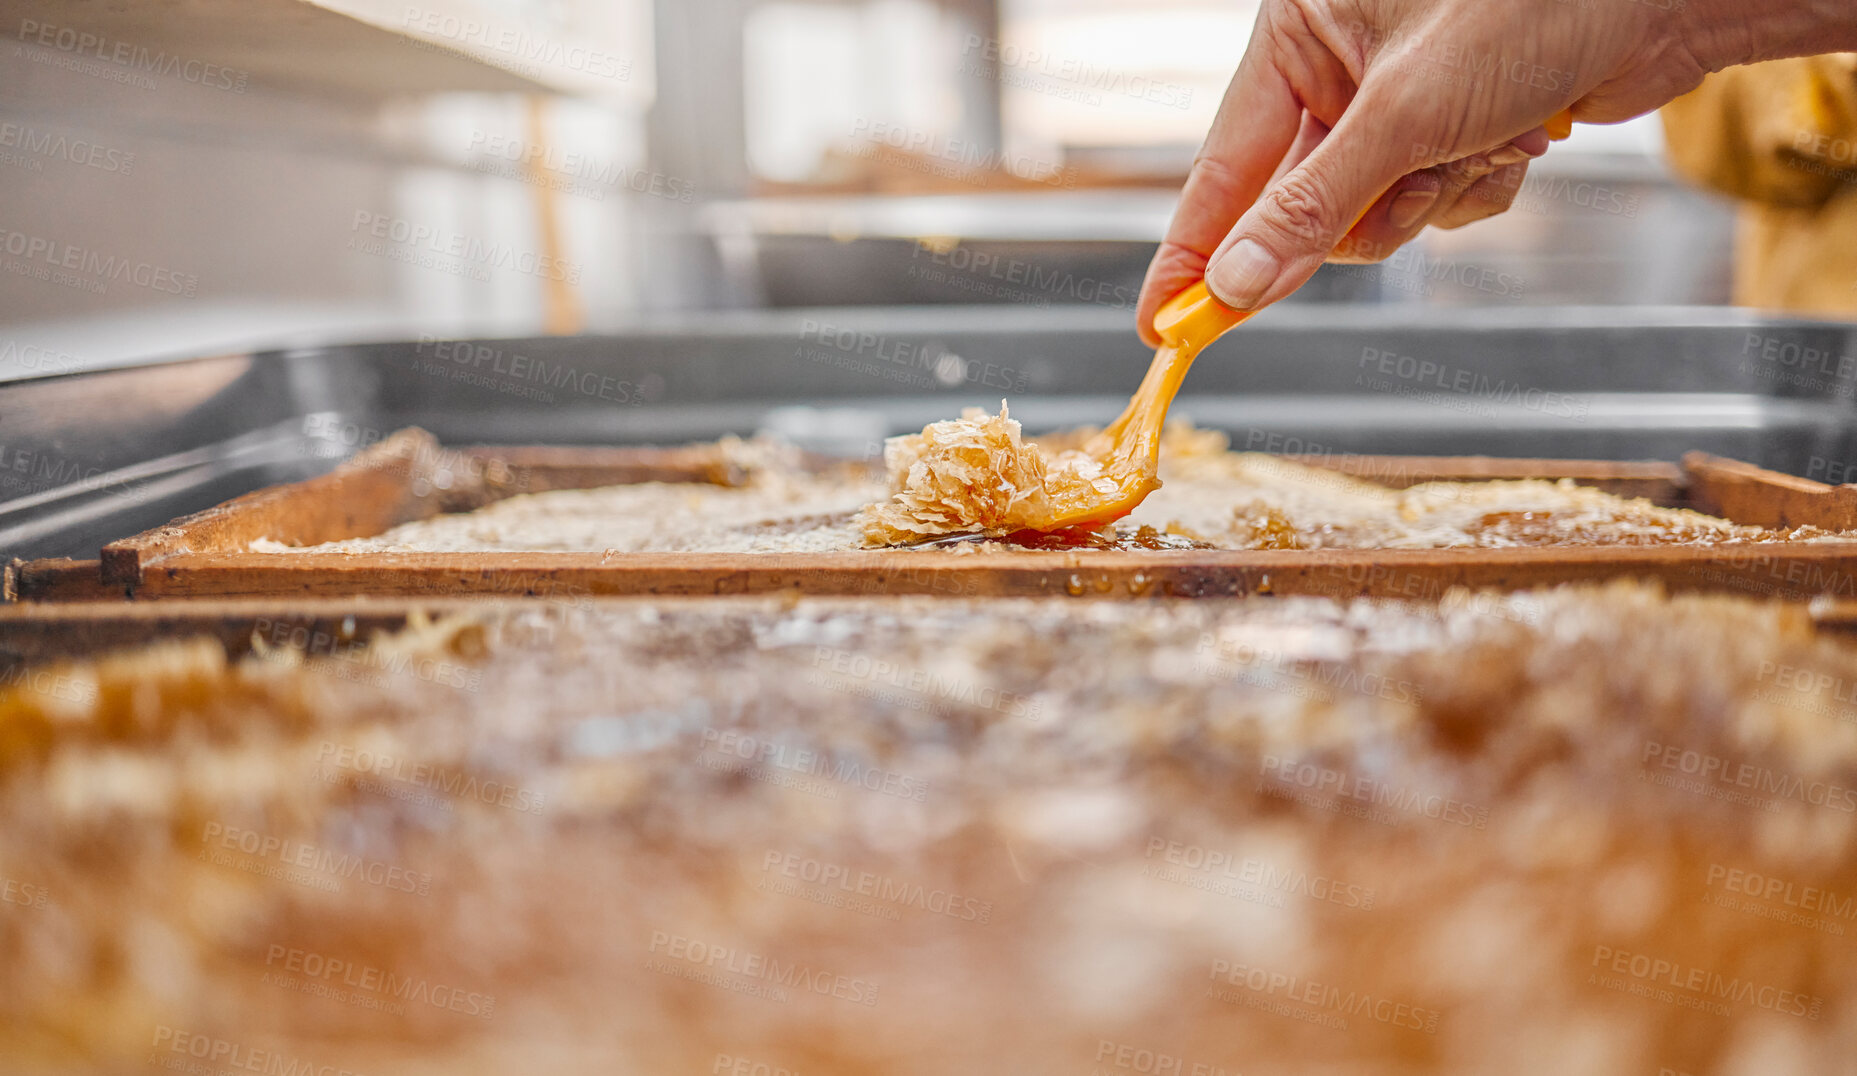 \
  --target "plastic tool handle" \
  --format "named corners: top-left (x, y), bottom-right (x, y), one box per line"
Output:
top-left (1153, 280), bottom-right (1252, 350)
top-left (1546, 108), bottom-right (1575, 142)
